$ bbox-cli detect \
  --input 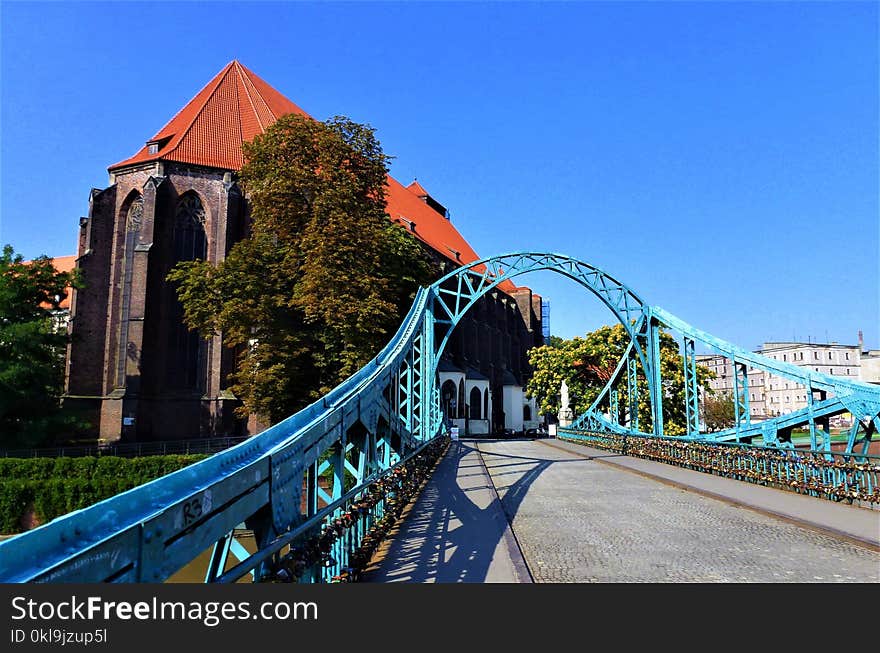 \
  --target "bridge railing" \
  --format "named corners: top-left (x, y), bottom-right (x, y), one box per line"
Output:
top-left (215, 436), bottom-right (448, 583)
top-left (558, 429), bottom-right (880, 506)
top-left (0, 287), bottom-right (441, 583)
